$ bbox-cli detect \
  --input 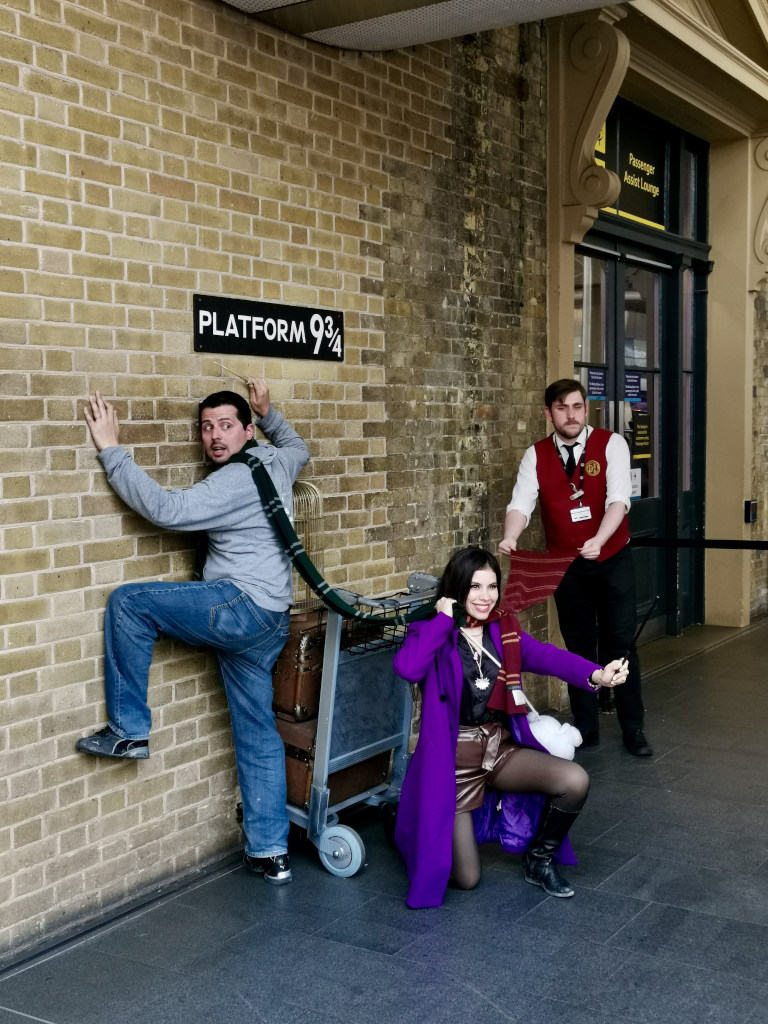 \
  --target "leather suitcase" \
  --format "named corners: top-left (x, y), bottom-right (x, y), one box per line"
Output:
top-left (272, 612), bottom-right (326, 721)
top-left (276, 716), bottom-right (391, 809)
